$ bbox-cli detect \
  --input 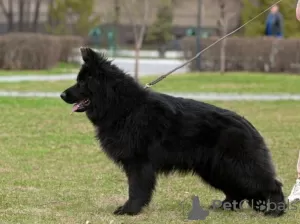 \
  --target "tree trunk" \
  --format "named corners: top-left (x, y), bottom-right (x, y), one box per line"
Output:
top-left (24, 0), bottom-right (31, 31)
top-left (32, 0), bottom-right (41, 32)
top-left (18, 0), bottom-right (25, 31)
top-left (220, 38), bottom-right (226, 74)
top-left (219, 2), bottom-right (226, 74)
top-left (220, 23), bottom-right (226, 74)
top-left (8, 0), bottom-right (14, 31)
top-left (0, 0), bottom-right (14, 31)
top-left (47, 0), bottom-right (54, 27)
top-left (114, 0), bottom-right (120, 47)
top-left (134, 44), bottom-right (140, 81)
